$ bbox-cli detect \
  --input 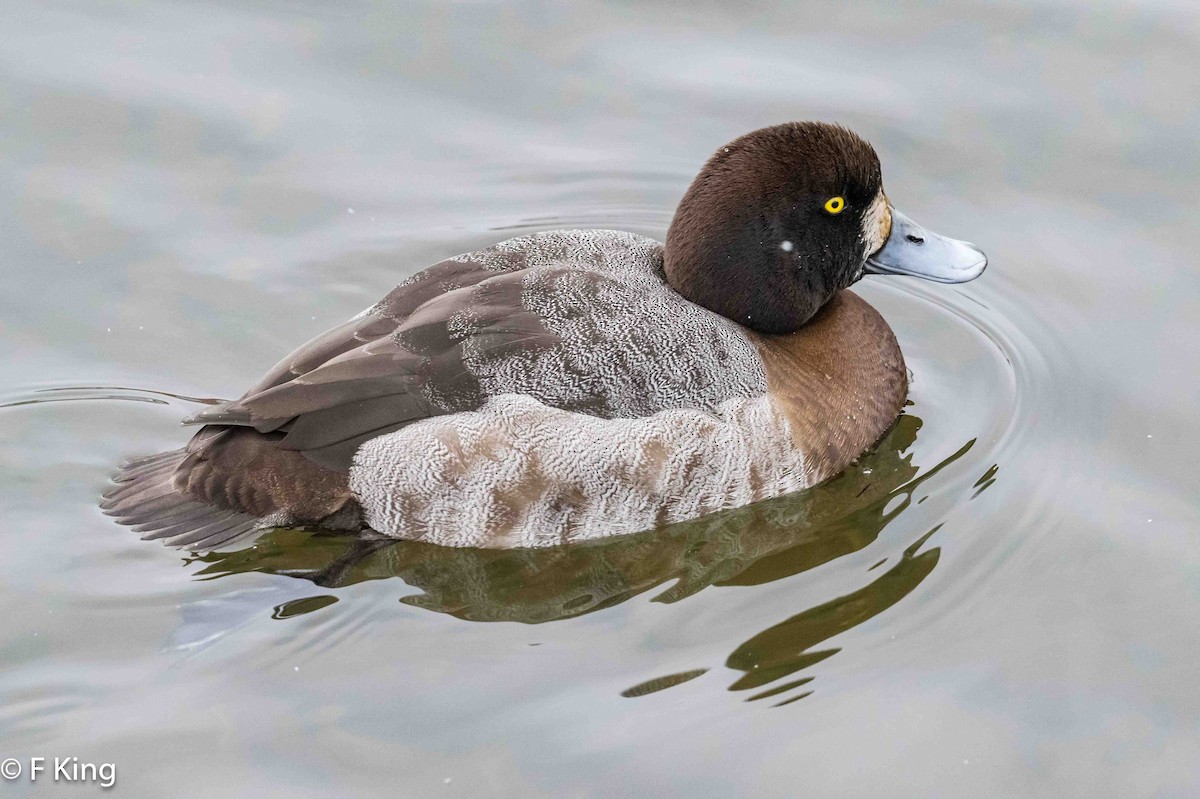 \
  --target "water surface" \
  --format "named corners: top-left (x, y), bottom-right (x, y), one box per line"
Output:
top-left (2, 1), bottom-right (1199, 796)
